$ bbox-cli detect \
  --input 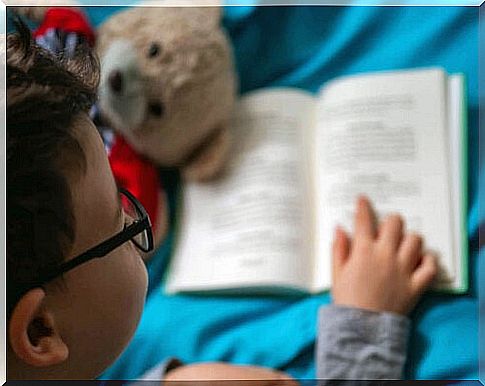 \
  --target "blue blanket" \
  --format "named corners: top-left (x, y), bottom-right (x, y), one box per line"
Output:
top-left (81, 5), bottom-right (480, 380)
